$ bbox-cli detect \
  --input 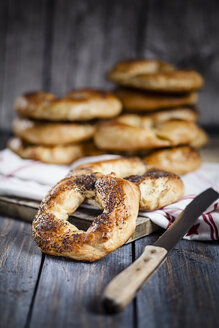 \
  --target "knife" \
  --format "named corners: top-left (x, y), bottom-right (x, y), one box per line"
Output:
top-left (103, 187), bottom-right (219, 313)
